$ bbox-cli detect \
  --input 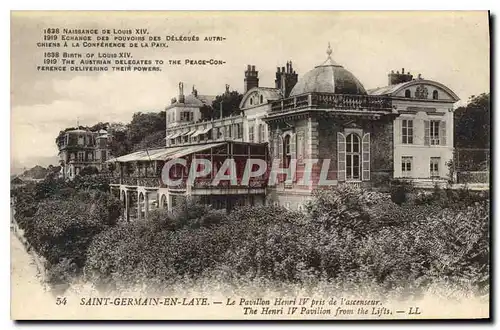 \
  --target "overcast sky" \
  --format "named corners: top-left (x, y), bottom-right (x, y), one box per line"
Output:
top-left (11, 11), bottom-right (490, 170)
